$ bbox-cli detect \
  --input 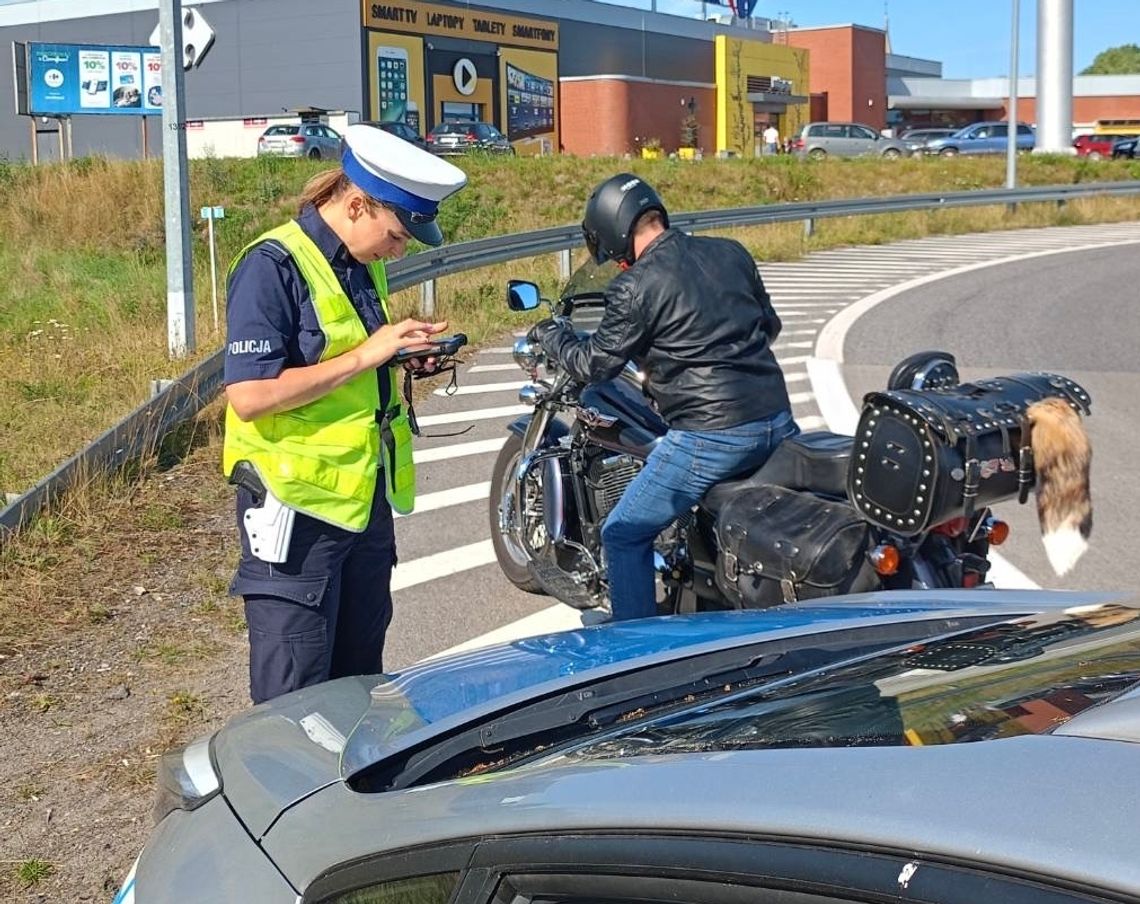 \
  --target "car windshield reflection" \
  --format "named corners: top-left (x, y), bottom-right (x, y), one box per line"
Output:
top-left (553, 605), bottom-right (1140, 761)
